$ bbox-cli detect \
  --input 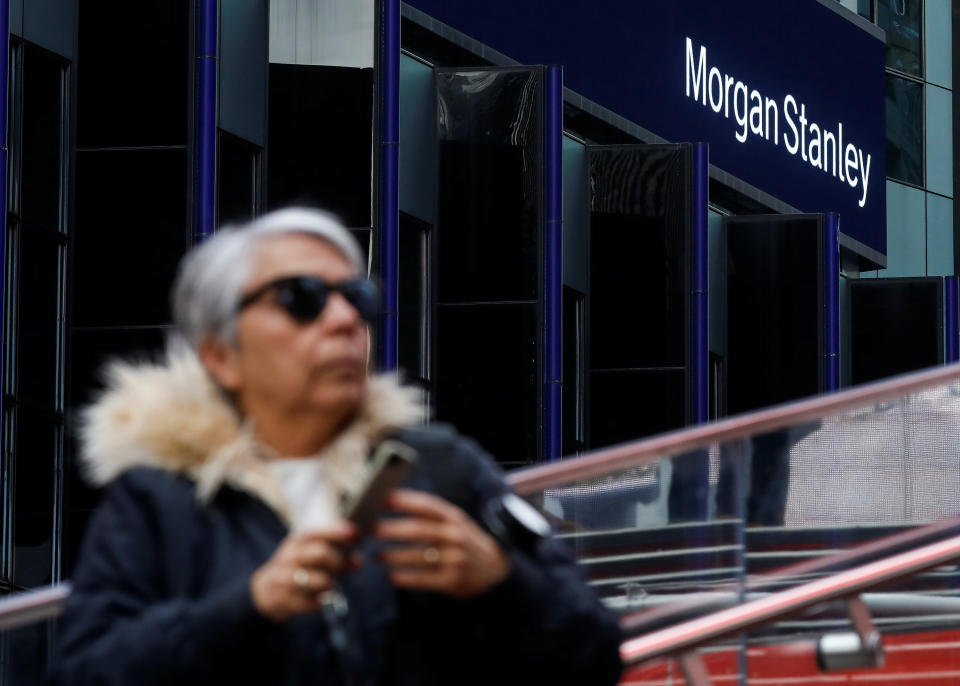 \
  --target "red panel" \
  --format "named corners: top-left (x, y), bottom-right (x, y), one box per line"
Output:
top-left (622, 630), bottom-right (960, 685)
